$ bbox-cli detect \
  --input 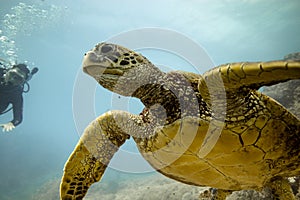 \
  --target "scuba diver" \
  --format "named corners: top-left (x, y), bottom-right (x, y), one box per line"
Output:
top-left (0, 61), bottom-right (38, 132)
